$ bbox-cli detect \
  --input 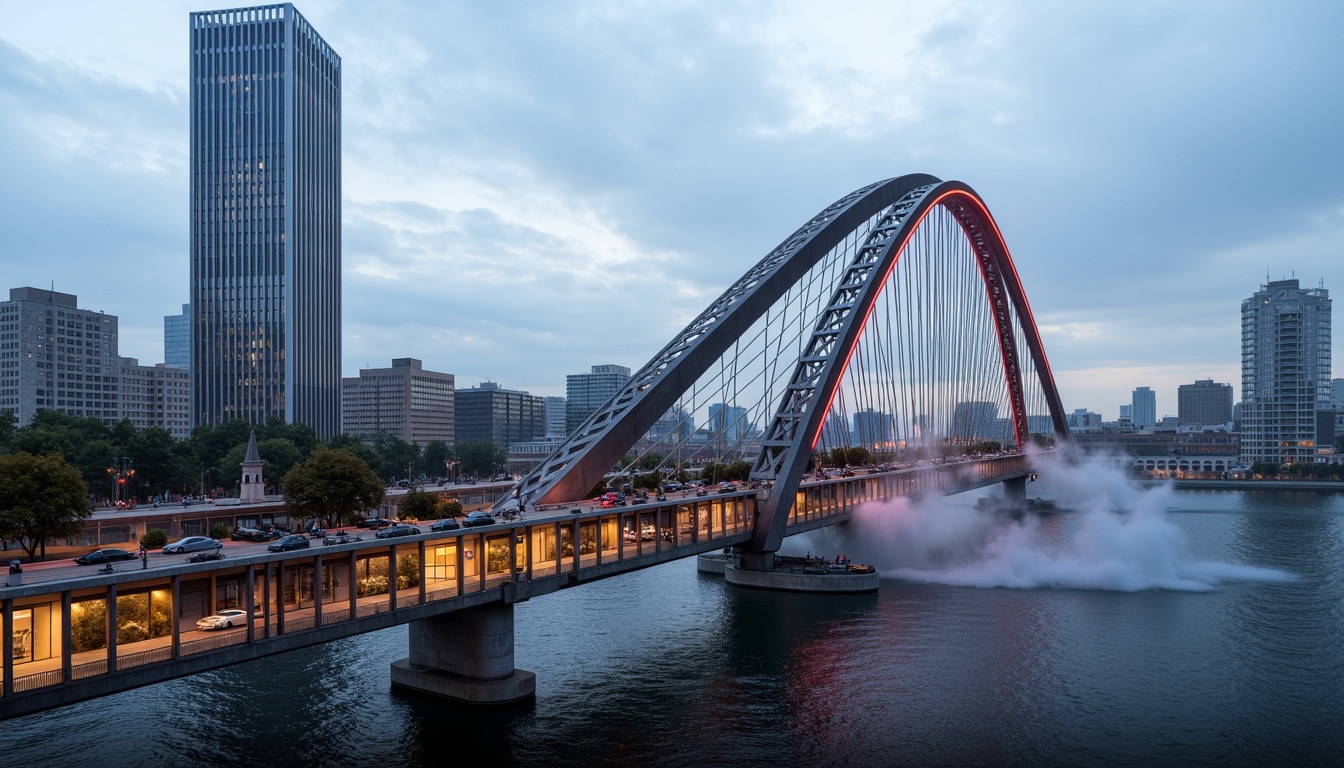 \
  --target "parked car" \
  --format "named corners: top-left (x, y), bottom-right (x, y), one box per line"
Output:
top-left (75, 548), bottom-right (137, 566)
top-left (360, 517), bottom-right (393, 529)
top-left (162, 536), bottom-right (223, 555)
top-left (322, 531), bottom-right (362, 546)
top-left (231, 527), bottom-right (262, 541)
top-left (376, 524), bottom-right (422, 539)
top-left (196, 609), bottom-right (248, 631)
top-left (462, 511), bottom-right (494, 527)
top-left (268, 534), bottom-right (310, 552)
top-left (430, 518), bottom-right (461, 531)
